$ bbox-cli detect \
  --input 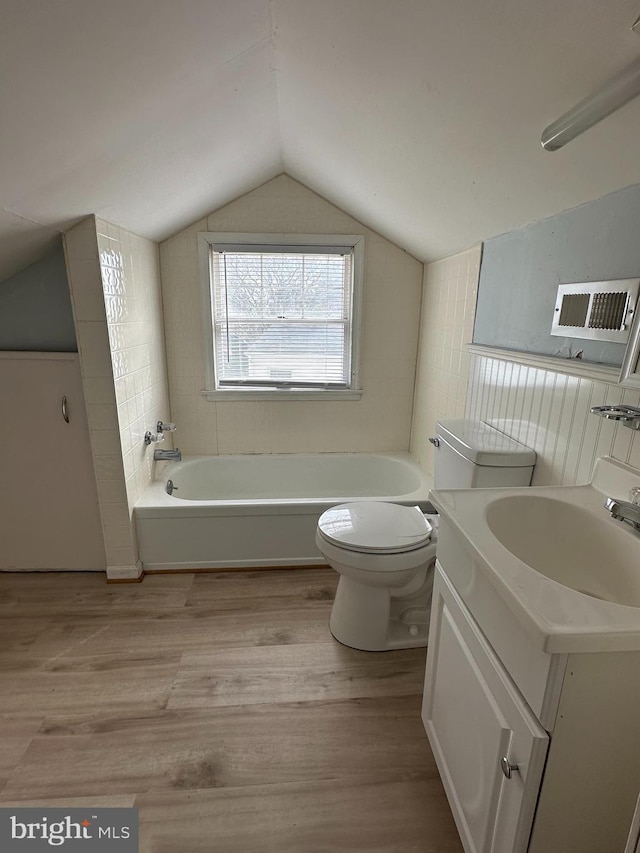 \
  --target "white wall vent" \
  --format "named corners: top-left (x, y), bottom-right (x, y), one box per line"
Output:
top-left (551, 279), bottom-right (640, 343)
